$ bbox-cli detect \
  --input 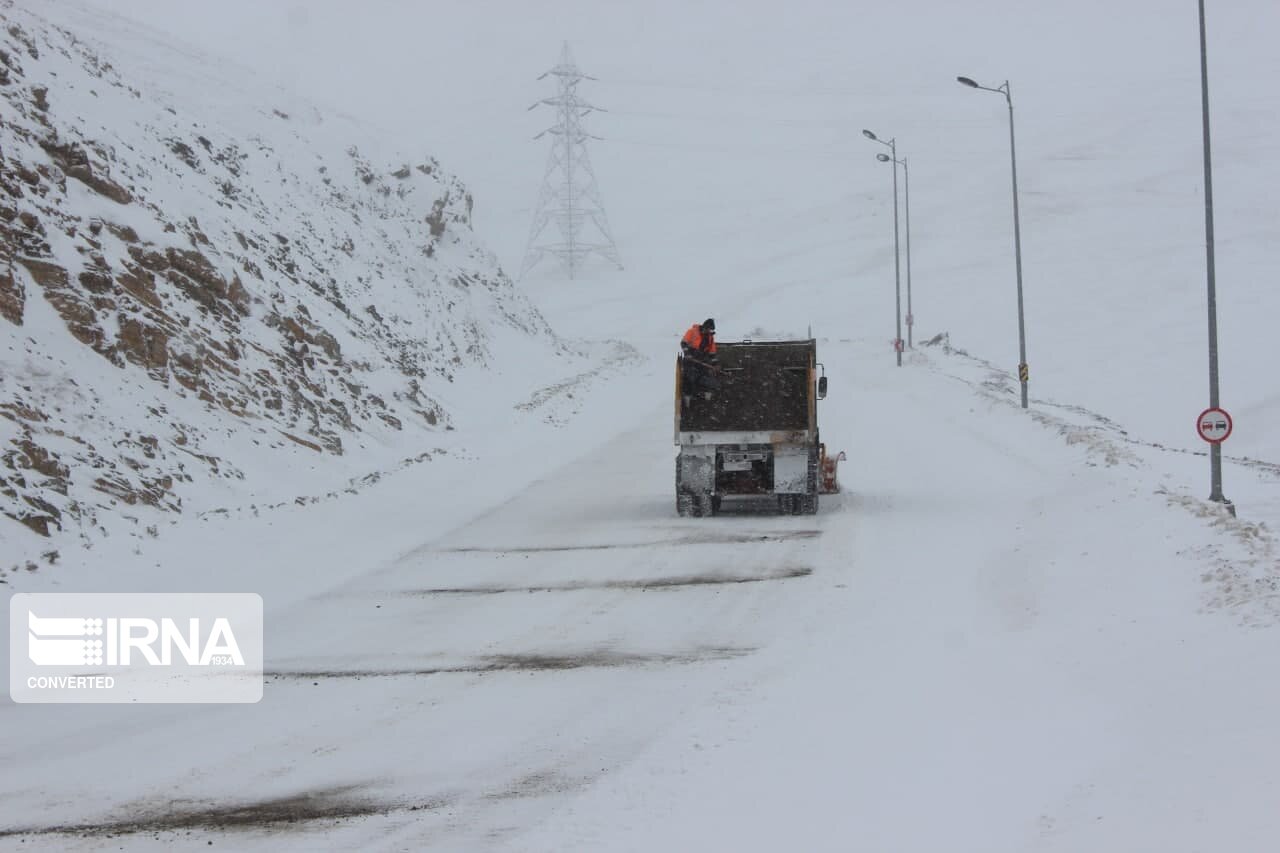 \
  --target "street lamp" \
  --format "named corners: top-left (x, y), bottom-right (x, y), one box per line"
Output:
top-left (1195, 0), bottom-right (1232, 513)
top-left (902, 155), bottom-right (913, 347)
top-left (875, 150), bottom-right (915, 347)
top-left (957, 75), bottom-right (1029, 409)
top-left (863, 129), bottom-right (903, 366)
